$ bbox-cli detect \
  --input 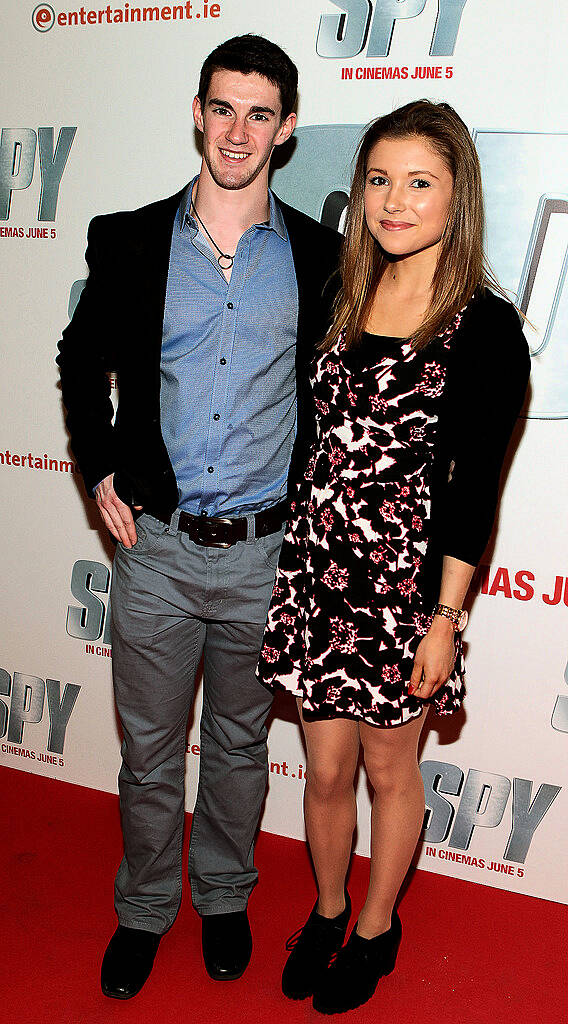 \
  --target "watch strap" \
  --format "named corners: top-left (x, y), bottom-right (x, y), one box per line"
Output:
top-left (434, 603), bottom-right (465, 630)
